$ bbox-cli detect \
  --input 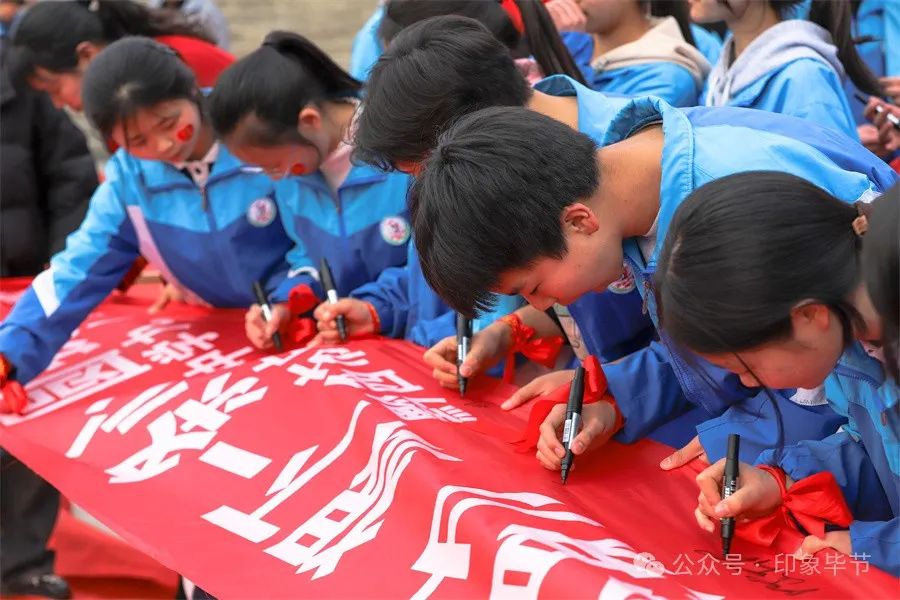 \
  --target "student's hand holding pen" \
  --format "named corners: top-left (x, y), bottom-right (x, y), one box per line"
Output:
top-left (534, 400), bottom-right (619, 471)
top-left (693, 461), bottom-right (786, 533)
top-left (423, 320), bottom-right (513, 389)
top-left (245, 302), bottom-right (290, 350)
top-left (864, 97), bottom-right (900, 152)
top-left (312, 298), bottom-right (378, 344)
